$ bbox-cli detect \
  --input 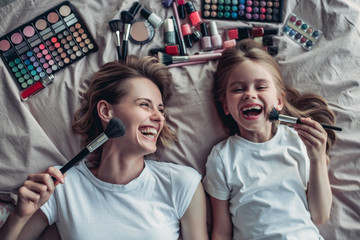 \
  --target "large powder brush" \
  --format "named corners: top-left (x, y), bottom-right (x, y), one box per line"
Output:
top-left (269, 107), bottom-right (342, 131)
